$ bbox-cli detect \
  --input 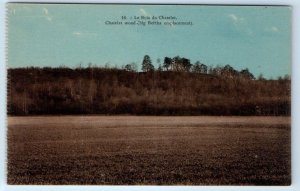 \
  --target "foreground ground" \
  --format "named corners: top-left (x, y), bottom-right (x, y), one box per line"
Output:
top-left (7, 116), bottom-right (291, 185)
